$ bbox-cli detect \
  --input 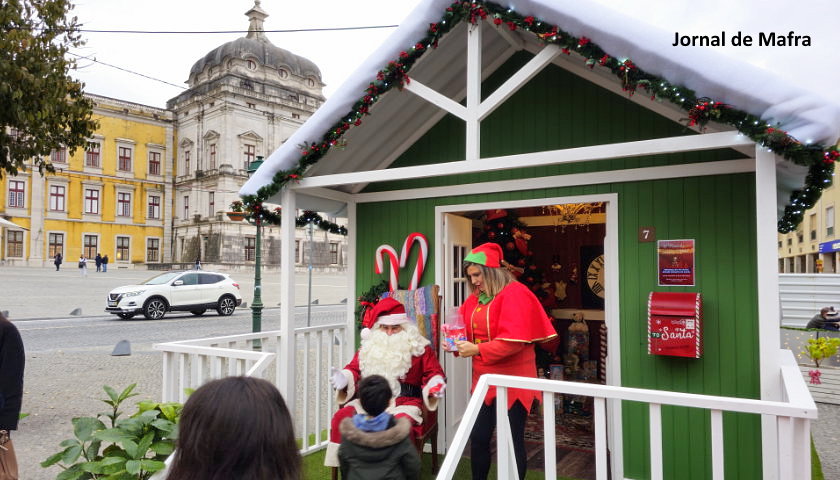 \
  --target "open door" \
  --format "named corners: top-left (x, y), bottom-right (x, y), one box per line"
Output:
top-left (441, 213), bottom-right (473, 448)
